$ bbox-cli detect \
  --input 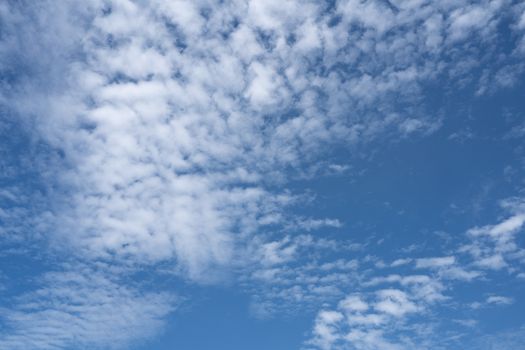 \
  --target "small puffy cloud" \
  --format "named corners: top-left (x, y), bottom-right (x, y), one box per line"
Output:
top-left (439, 266), bottom-right (481, 281)
top-left (257, 237), bottom-right (298, 266)
top-left (374, 289), bottom-right (419, 317)
top-left (307, 283), bottom-right (429, 349)
top-left (448, 5), bottom-right (497, 42)
top-left (486, 295), bottom-right (514, 306)
top-left (475, 254), bottom-right (508, 270)
top-left (309, 310), bottom-right (344, 350)
top-left (391, 258), bottom-right (412, 267)
top-left (415, 256), bottom-right (456, 269)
